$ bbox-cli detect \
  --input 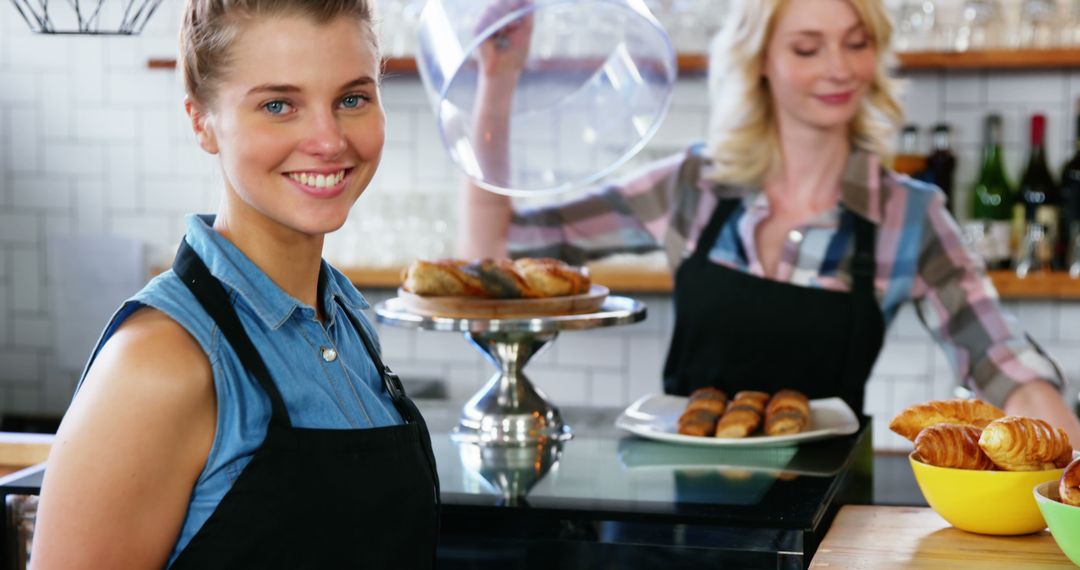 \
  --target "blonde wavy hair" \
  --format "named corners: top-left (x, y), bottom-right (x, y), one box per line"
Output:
top-left (705, 0), bottom-right (903, 186)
